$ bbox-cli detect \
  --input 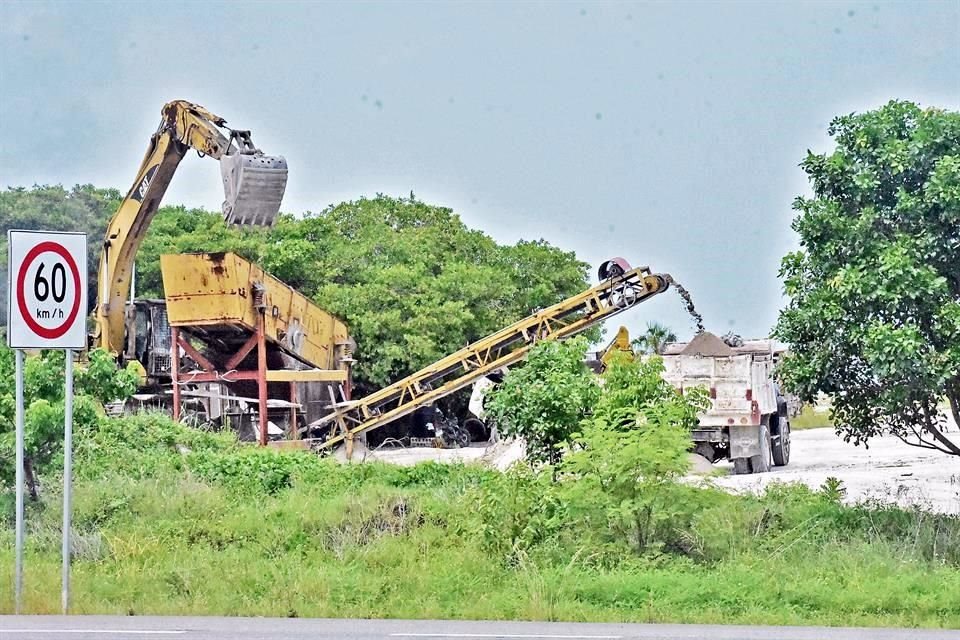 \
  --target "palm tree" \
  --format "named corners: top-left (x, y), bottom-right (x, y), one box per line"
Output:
top-left (634, 321), bottom-right (677, 355)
